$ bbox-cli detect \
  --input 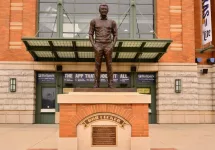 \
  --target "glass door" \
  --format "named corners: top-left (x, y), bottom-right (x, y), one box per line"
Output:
top-left (36, 85), bottom-right (56, 124)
